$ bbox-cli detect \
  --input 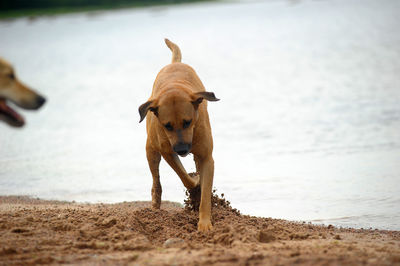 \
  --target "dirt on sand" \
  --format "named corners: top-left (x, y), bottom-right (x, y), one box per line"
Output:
top-left (0, 192), bottom-right (399, 265)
